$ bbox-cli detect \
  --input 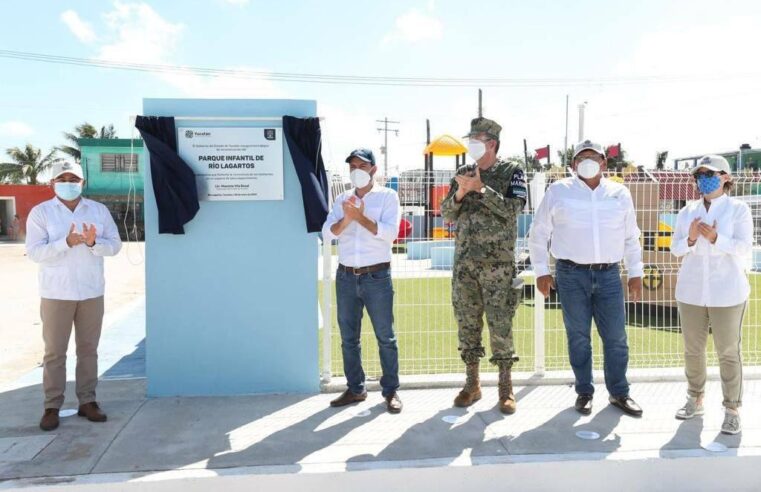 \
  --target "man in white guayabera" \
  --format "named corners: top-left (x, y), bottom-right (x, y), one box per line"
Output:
top-left (322, 148), bottom-right (403, 414)
top-left (26, 161), bottom-right (122, 431)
